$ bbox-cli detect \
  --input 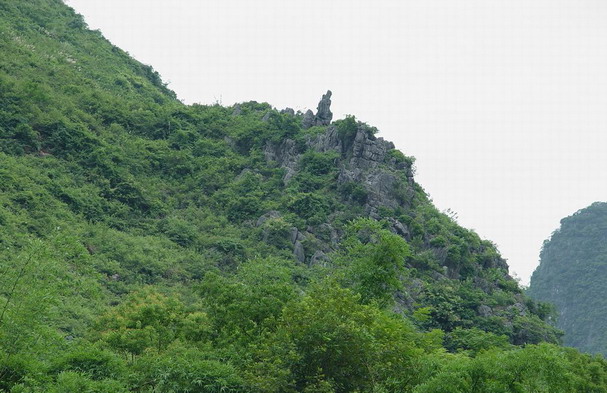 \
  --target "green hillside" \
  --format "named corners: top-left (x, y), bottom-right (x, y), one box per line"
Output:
top-left (1, 1), bottom-right (607, 391)
top-left (528, 202), bottom-right (607, 356)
